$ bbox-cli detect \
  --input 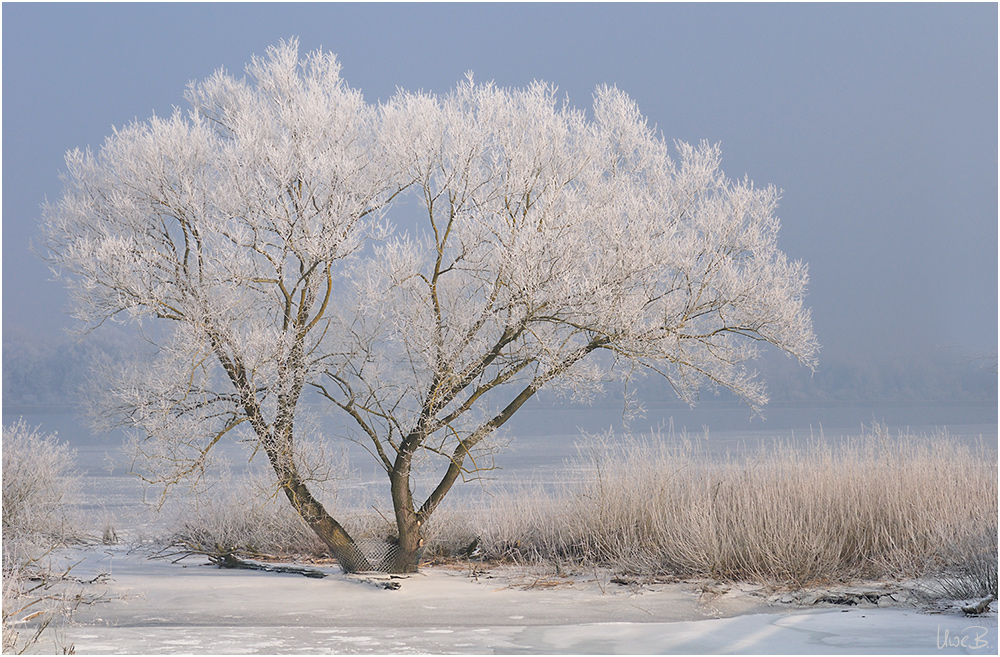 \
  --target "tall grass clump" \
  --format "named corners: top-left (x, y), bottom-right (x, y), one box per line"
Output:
top-left (166, 467), bottom-right (328, 558)
top-left (2, 420), bottom-right (82, 653)
top-left (473, 425), bottom-right (997, 589)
